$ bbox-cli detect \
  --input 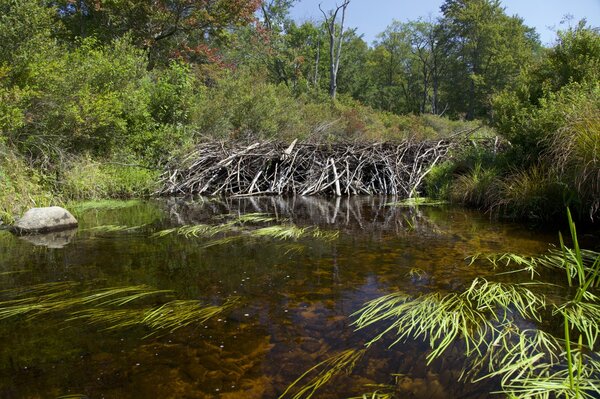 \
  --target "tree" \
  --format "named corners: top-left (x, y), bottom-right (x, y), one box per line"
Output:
top-left (439, 0), bottom-right (538, 119)
top-left (319, 0), bottom-right (350, 98)
top-left (51, 0), bottom-right (261, 68)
